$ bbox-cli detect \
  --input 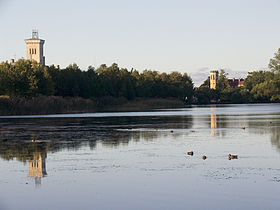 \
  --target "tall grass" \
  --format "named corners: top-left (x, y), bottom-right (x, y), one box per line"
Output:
top-left (0, 95), bottom-right (98, 115)
top-left (0, 96), bottom-right (185, 115)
